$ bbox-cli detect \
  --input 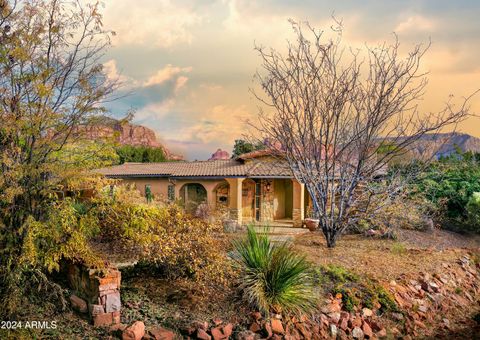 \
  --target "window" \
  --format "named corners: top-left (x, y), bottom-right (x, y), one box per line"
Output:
top-left (168, 184), bottom-right (175, 201)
